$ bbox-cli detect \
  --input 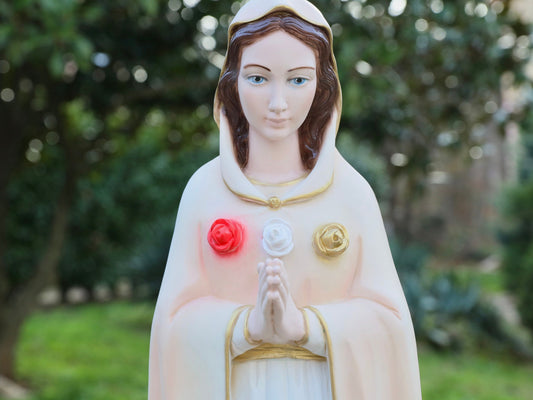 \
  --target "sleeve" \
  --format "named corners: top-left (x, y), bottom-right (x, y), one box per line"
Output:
top-left (310, 176), bottom-right (422, 400)
top-left (148, 168), bottom-right (242, 400)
